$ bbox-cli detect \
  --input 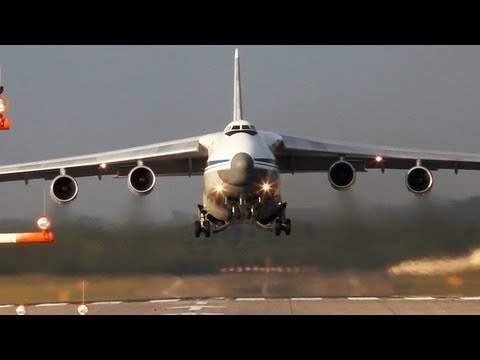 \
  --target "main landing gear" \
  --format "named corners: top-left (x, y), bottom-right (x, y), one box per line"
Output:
top-left (194, 204), bottom-right (211, 238)
top-left (274, 202), bottom-right (292, 236)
